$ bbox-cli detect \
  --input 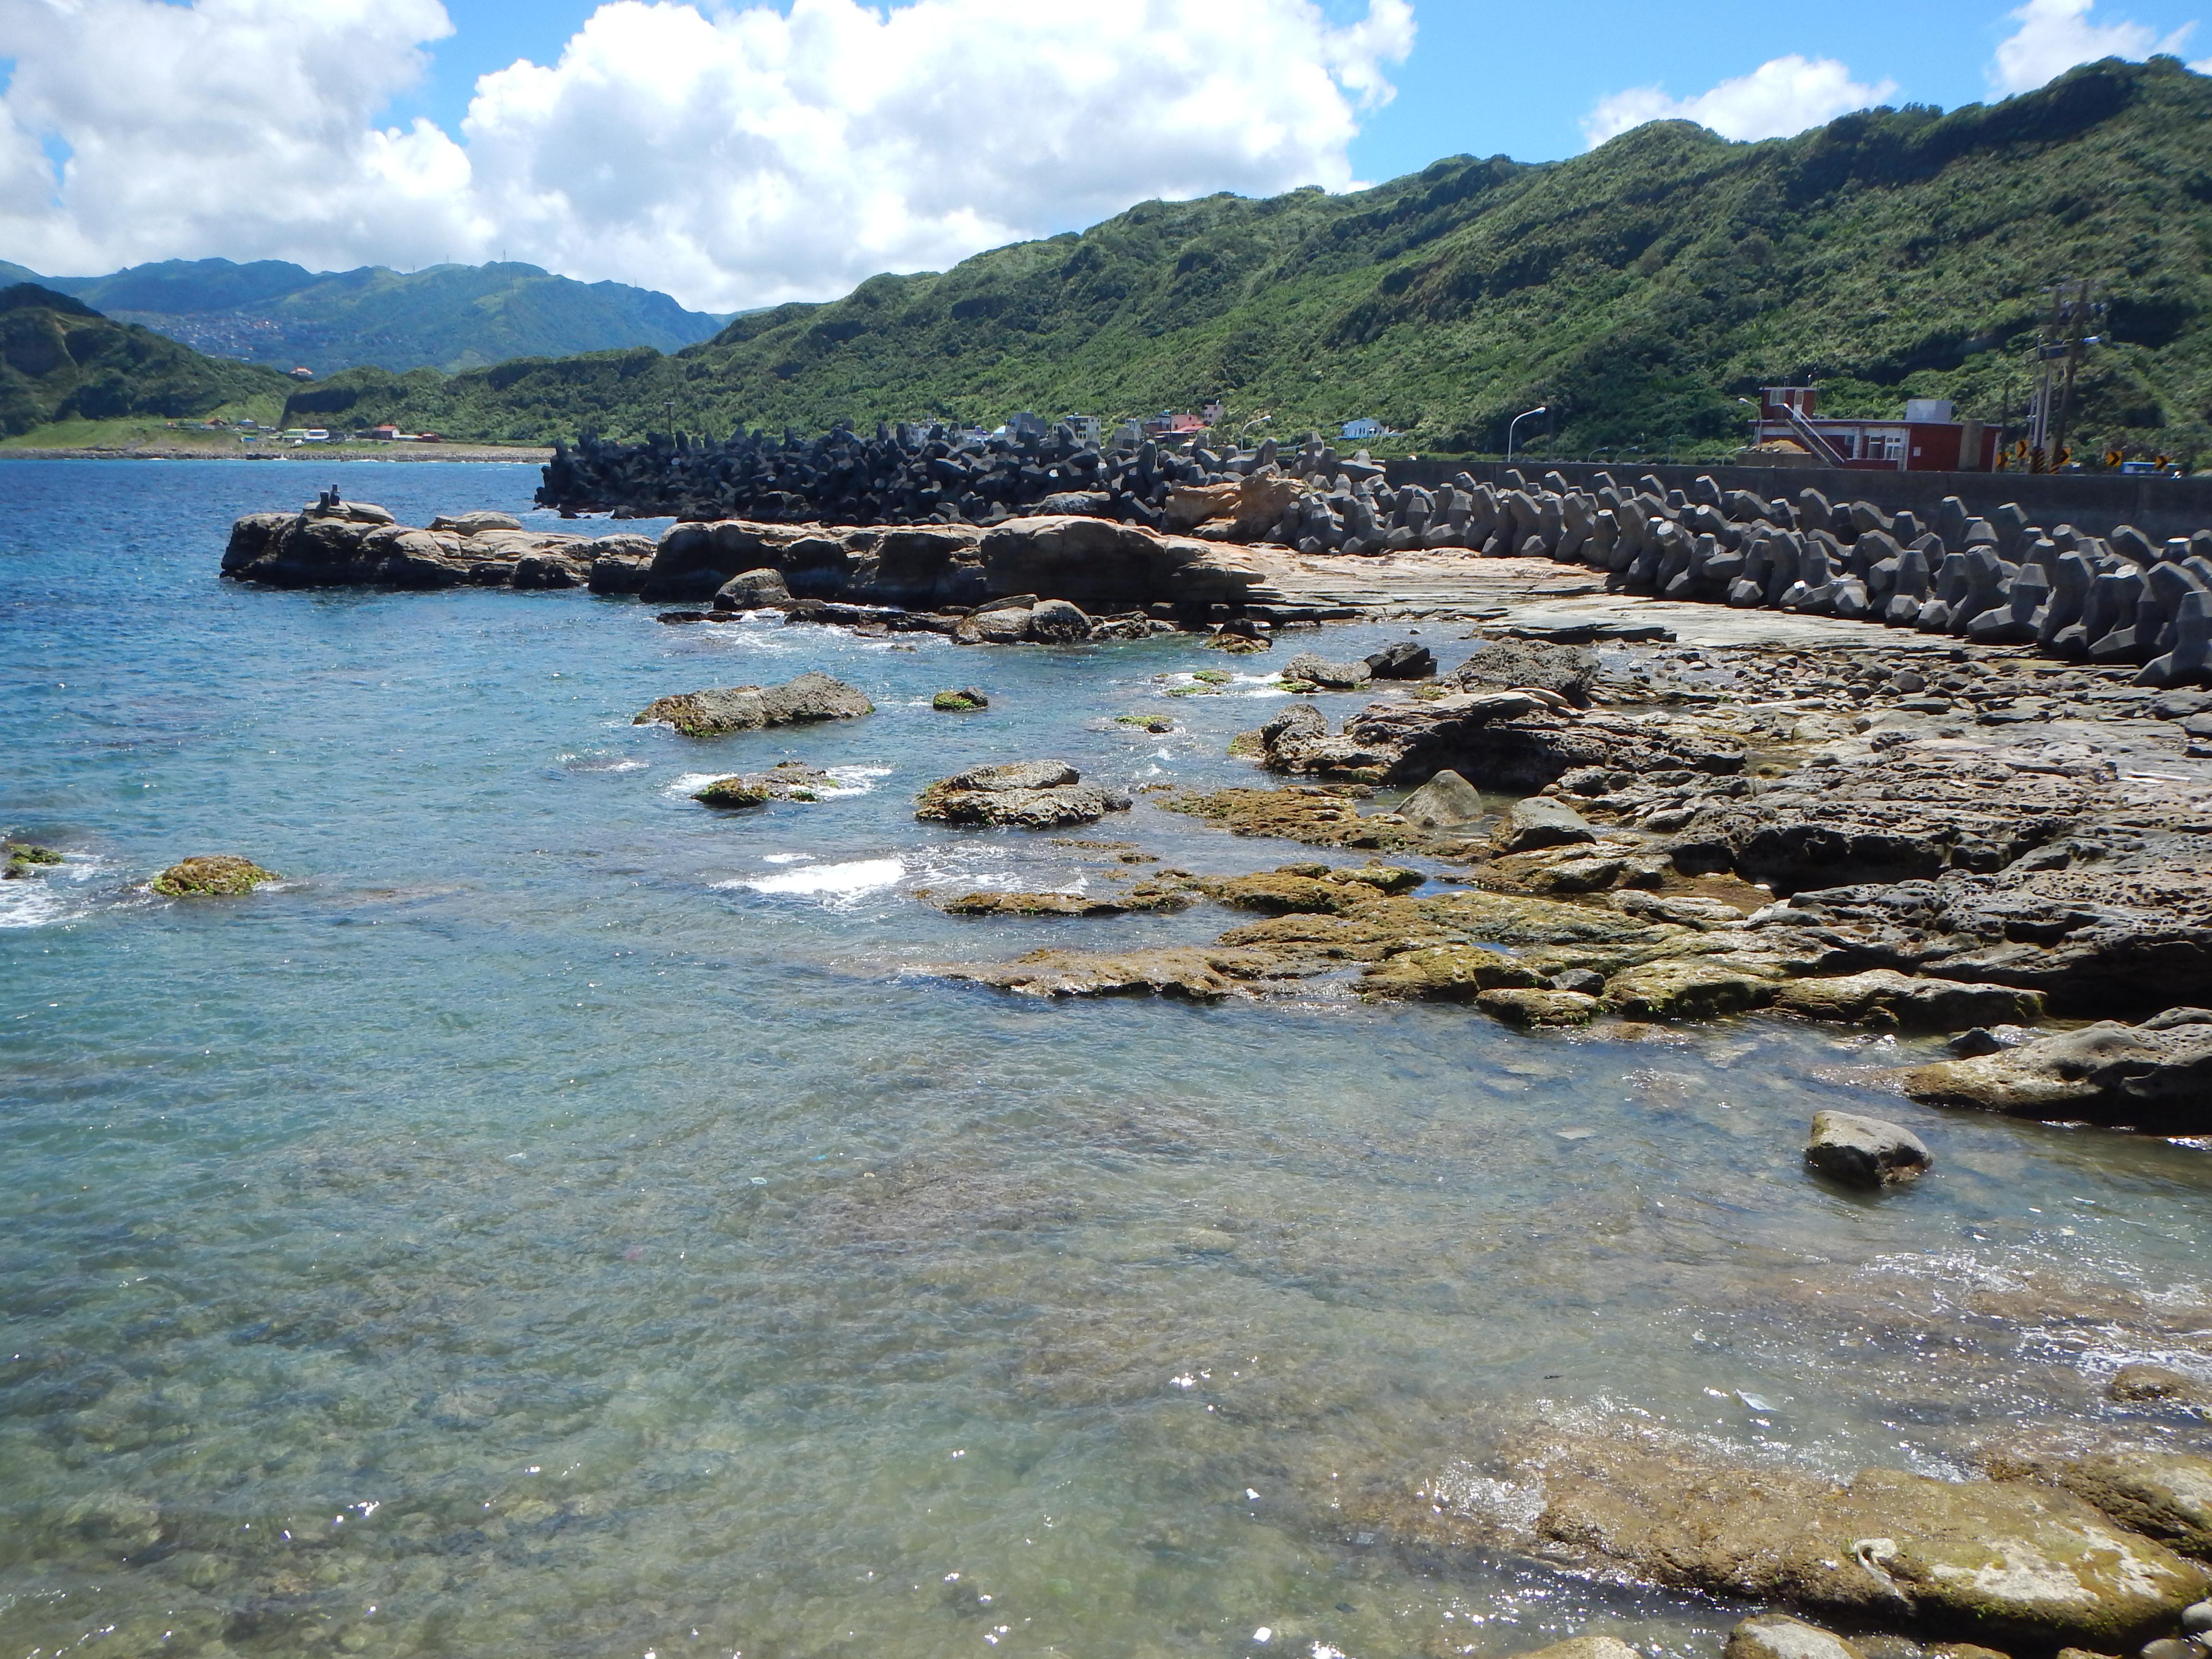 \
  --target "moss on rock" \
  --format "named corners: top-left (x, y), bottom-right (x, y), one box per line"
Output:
top-left (151, 855), bottom-right (280, 897)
